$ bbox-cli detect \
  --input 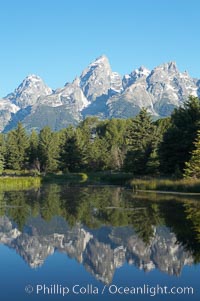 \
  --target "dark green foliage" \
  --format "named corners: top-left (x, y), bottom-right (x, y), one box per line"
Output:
top-left (146, 149), bottom-right (160, 174)
top-left (146, 117), bottom-right (171, 175)
top-left (78, 117), bottom-right (129, 171)
top-left (5, 122), bottom-right (29, 170)
top-left (0, 134), bottom-right (5, 172)
top-left (38, 126), bottom-right (60, 172)
top-left (0, 97), bottom-right (200, 176)
top-left (124, 108), bottom-right (156, 174)
top-left (0, 154), bottom-right (4, 173)
top-left (28, 129), bottom-right (39, 170)
top-left (184, 130), bottom-right (200, 178)
top-left (61, 127), bottom-right (86, 172)
top-left (102, 118), bottom-right (129, 170)
top-left (159, 96), bottom-right (200, 175)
